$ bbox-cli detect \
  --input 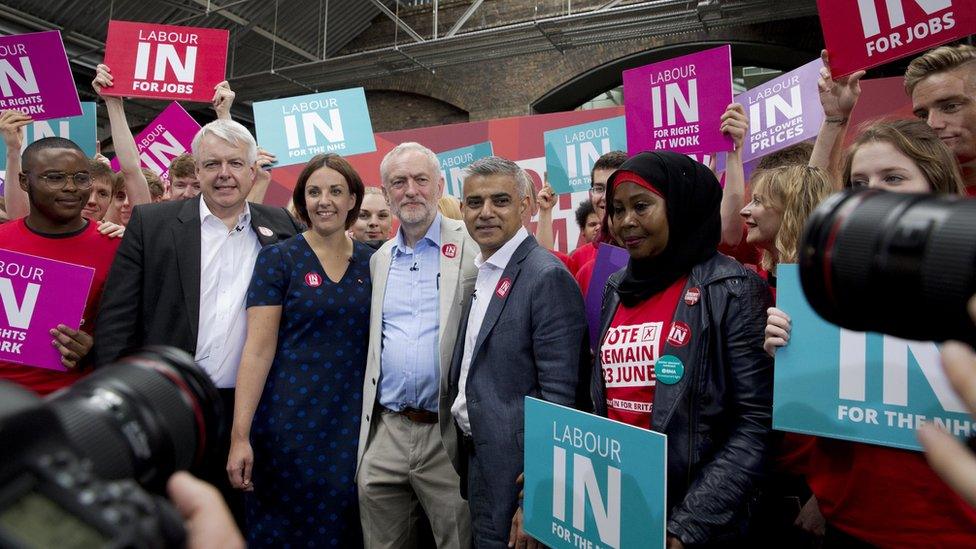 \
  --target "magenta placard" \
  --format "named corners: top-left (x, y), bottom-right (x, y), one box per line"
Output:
top-left (0, 249), bottom-right (94, 371)
top-left (624, 45), bottom-right (734, 155)
top-left (111, 102), bottom-right (201, 180)
top-left (0, 30), bottom-right (82, 121)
